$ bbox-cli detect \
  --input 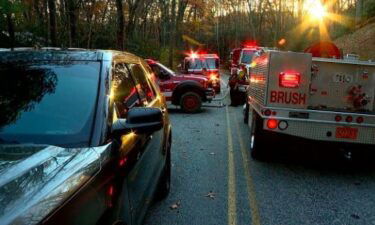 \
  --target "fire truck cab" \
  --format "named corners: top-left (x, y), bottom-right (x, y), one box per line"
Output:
top-left (146, 59), bottom-right (215, 113)
top-left (181, 53), bottom-right (221, 93)
top-left (244, 46), bottom-right (375, 159)
top-left (229, 45), bottom-right (262, 105)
